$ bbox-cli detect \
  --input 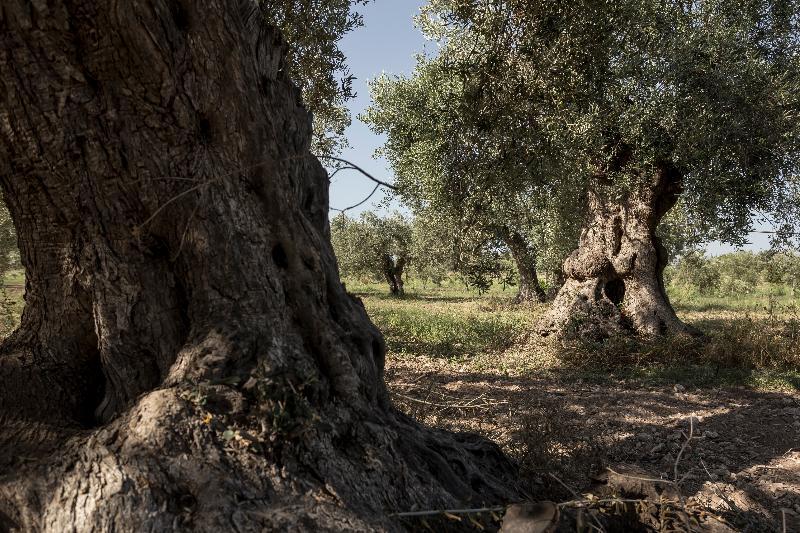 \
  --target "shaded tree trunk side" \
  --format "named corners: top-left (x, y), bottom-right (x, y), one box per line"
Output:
top-left (538, 166), bottom-right (697, 339)
top-left (0, 2), bottom-right (517, 530)
top-left (497, 227), bottom-right (546, 303)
